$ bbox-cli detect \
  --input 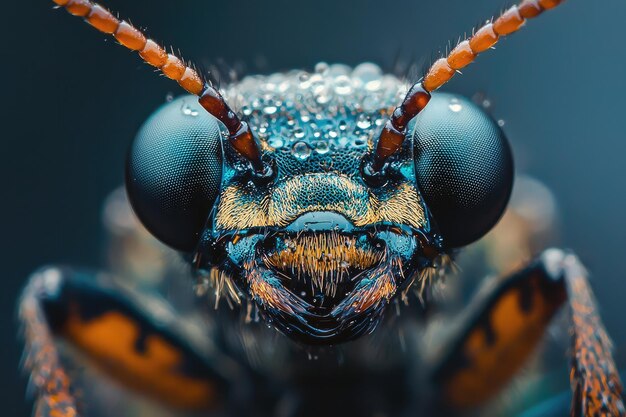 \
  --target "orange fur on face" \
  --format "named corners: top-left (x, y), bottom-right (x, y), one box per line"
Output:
top-left (345, 266), bottom-right (397, 314)
top-left (245, 263), bottom-right (309, 315)
top-left (264, 233), bottom-right (382, 297)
